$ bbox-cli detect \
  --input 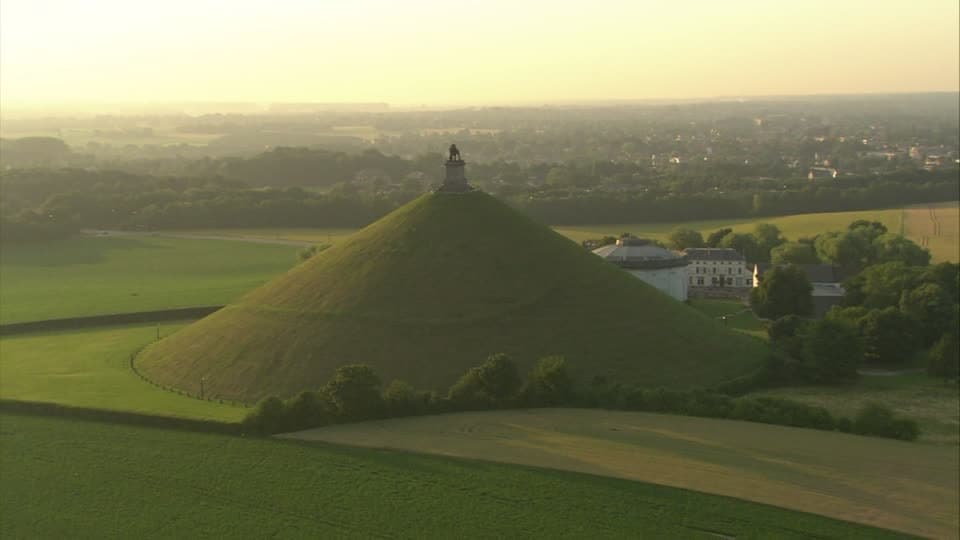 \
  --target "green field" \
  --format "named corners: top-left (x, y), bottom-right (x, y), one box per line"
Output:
top-left (0, 323), bottom-right (244, 421)
top-left (287, 408), bottom-right (958, 539)
top-left (757, 373), bottom-right (960, 445)
top-left (0, 235), bottom-right (296, 324)
top-left (0, 413), bottom-right (913, 539)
